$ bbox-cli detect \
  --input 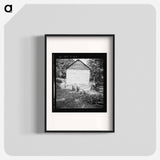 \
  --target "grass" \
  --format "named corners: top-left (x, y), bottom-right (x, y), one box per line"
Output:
top-left (56, 88), bottom-right (103, 109)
